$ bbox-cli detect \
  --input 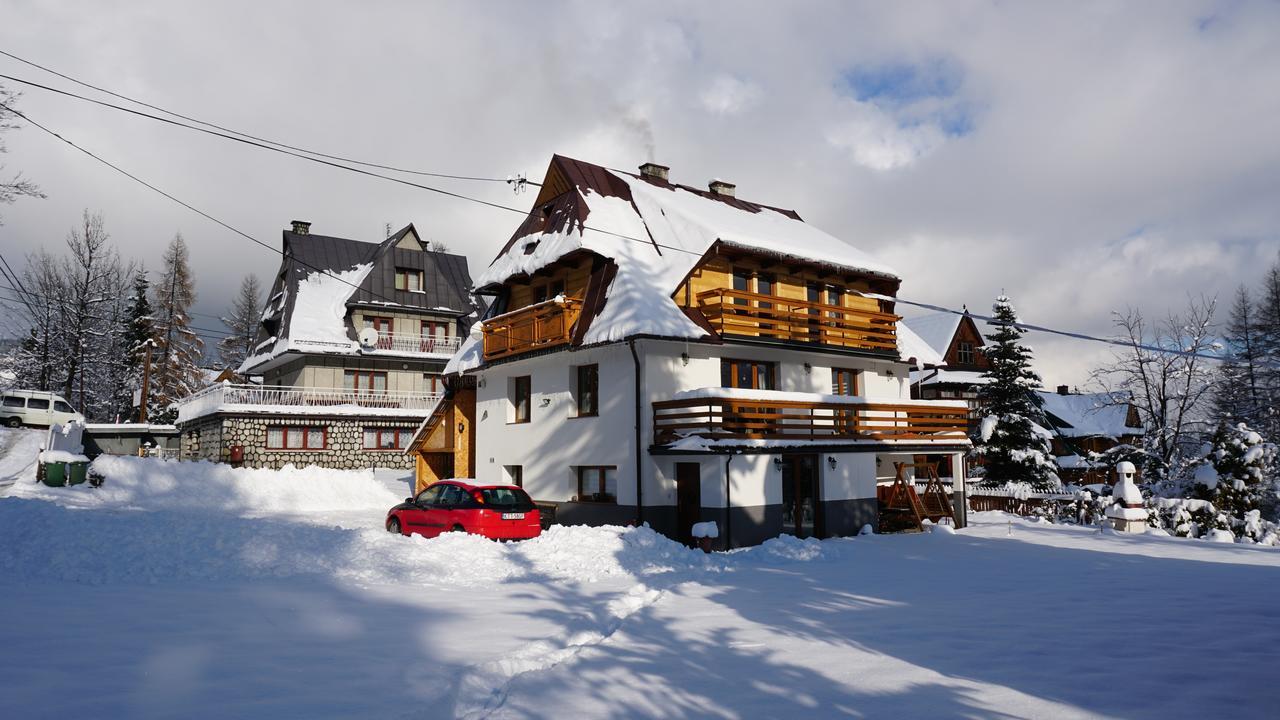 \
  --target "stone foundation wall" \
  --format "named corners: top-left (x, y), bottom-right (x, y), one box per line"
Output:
top-left (179, 414), bottom-right (418, 471)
